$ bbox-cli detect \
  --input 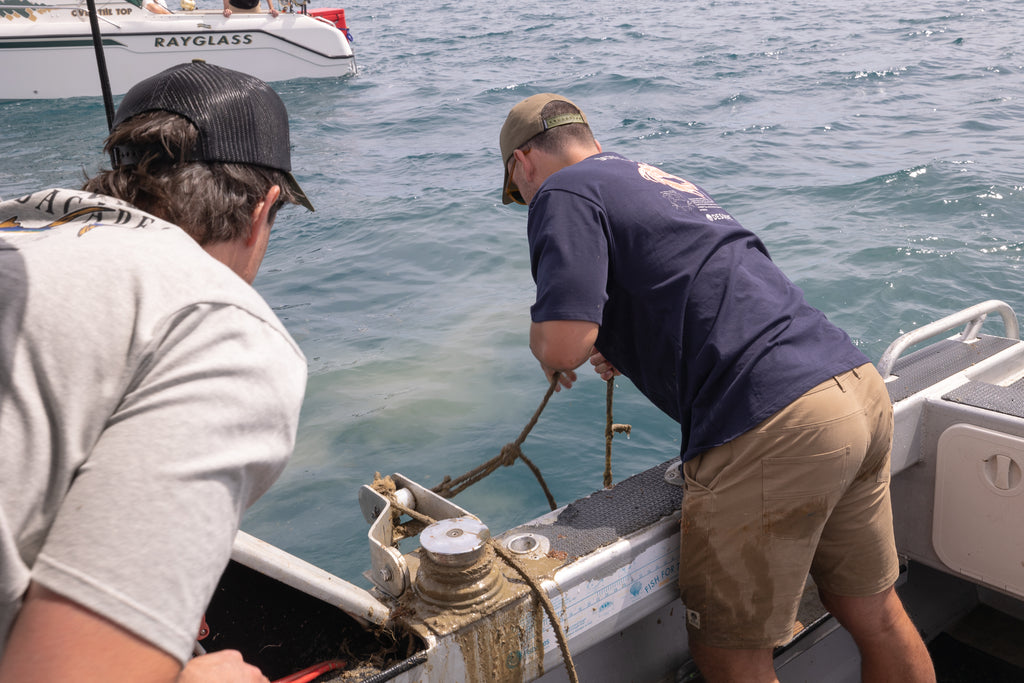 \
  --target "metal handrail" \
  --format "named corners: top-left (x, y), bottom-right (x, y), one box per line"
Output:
top-left (877, 300), bottom-right (1019, 379)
